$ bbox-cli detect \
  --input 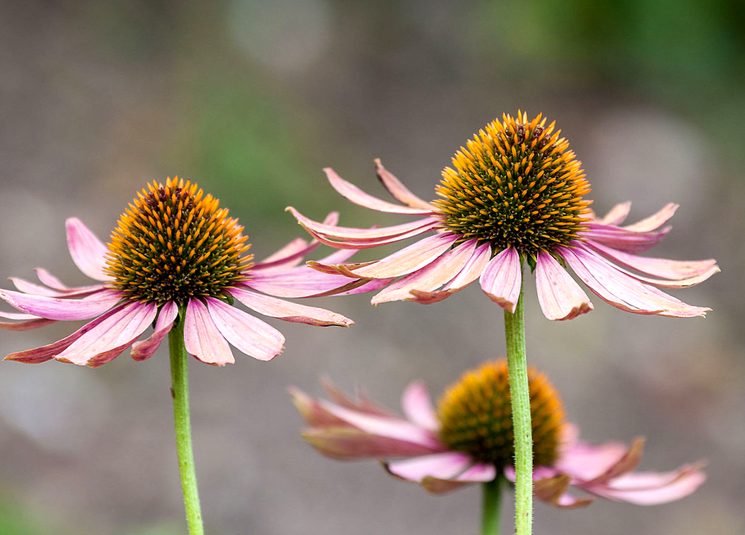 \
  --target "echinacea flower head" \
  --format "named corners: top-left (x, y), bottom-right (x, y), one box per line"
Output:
top-left (292, 360), bottom-right (706, 507)
top-left (0, 178), bottom-right (368, 367)
top-left (288, 111), bottom-right (719, 319)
